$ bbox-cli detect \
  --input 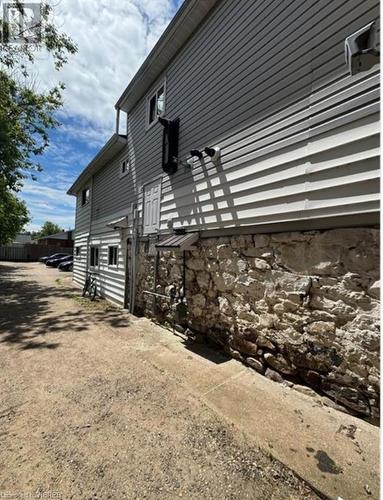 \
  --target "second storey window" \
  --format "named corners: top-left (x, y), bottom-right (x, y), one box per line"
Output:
top-left (90, 246), bottom-right (99, 267)
top-left (147, 83), bottom-right (165, 127)
top-left (81, 187), bottom-right (90, 206)
top-left (120, 159), bottom-right (130, 178)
